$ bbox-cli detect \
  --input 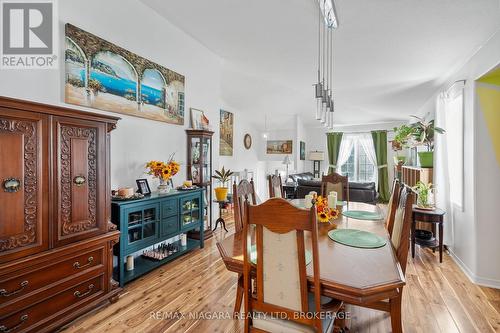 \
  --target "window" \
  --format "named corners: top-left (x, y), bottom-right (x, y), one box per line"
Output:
top-left (340, 140), bottom-right (375, 182)
top-left (445, 91), bottom-right (464, 207)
